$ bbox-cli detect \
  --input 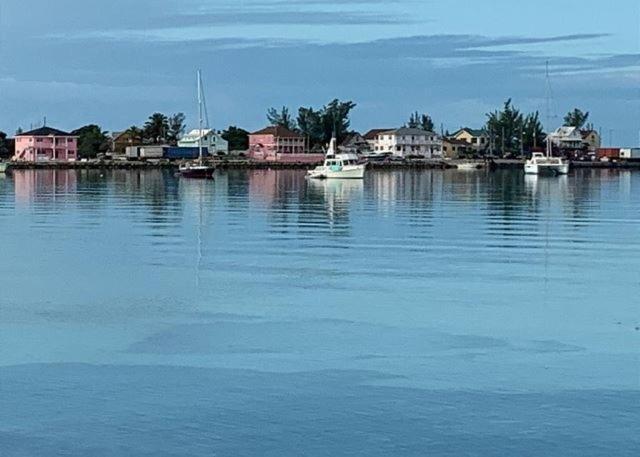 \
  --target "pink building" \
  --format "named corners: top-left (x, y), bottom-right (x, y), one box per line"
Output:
top-left (249, 126), bottom-right (322, 163)
top-left (13, 127), bottom-right (79, 162)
